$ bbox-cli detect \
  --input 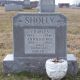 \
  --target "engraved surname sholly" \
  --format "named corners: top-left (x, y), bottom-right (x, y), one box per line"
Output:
top-left (15, 15), bottom-right (65, 27)
top-left (24, 29), bottom-right (55, 54)
top-left (24, 16), bottom-right (55, 24)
